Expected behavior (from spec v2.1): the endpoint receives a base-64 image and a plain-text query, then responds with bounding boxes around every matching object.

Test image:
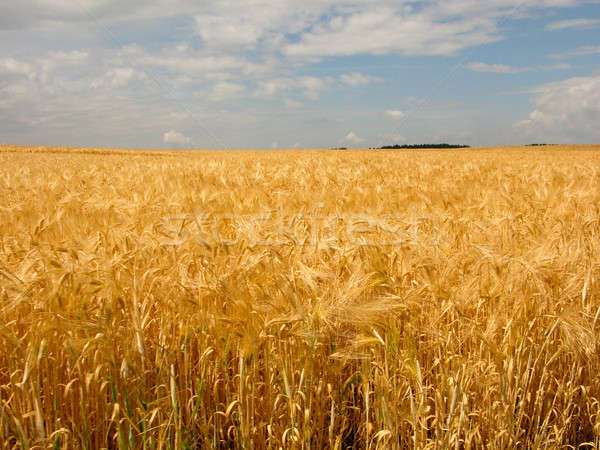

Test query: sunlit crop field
[1,144,600,448]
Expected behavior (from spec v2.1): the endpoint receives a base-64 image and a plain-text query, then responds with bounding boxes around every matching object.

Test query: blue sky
[1,0,599,149]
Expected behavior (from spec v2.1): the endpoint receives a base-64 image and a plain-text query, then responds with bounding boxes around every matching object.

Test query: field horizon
[3,144,600,154]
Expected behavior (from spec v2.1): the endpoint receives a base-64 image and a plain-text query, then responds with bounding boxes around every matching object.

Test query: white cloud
[547,63,571,70]
[0,0,573,60]
[467,61,571,73]
[276,1,588,60]
[3,0,589,53]
[109,68,140,87]
[195,15,263,49]
[191,3,323,52]
[208,81,247,101]
[467,62,531,74]
[91,67,146,88]
[0,1,584,31]
[385,110,405,120]
[108,43,250,80]
[550,45,600,58]
[91,43,276,93]
[44,50,88,65]
[284,98,303,108]
[545,18,600,30]
[140,53,244,76]
[515,75,600,142]
[339,72,382,87]
[284,8,502,58]
[253,76,331,100]
[0,58,36,79]
[163,130,192,147]
[254,78,293,98]
[2,2,592,71]
[341,131,365,145]
[297,76,330,100]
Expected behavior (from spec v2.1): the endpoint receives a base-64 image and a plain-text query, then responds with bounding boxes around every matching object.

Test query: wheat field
[1,144,600,448]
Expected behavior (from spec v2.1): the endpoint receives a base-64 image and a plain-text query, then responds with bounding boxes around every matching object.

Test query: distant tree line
[373,143,471,149]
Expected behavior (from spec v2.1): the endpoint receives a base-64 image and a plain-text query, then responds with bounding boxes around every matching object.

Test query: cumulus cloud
[341,131,365,145]
[91,67,146,88]
[253,78,293,98]
[253,76,331,100]
[108,68,140,87]
[137,51,245,77]
[163,130,192,147]
[385,110,405,120]
[0,58,36,79]
[515,75,600,142]
[297,76,330,100]
[195,15,263,49]
[208,81,247,101]
[545,18,600,30]
[339,72,382,87]
[43,50,88,64]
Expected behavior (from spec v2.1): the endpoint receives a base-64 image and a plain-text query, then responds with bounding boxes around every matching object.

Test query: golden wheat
[1,144,599,448]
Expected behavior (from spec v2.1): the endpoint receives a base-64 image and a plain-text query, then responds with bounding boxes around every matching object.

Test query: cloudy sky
[1,0,599,149]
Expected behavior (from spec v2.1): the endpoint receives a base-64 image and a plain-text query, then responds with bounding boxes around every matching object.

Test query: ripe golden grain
[0,144,600,448]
